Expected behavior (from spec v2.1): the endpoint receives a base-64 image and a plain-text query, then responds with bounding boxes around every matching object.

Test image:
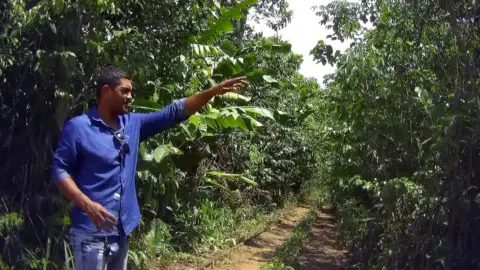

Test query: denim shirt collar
[87,106,102,122]
[87,106,124,130]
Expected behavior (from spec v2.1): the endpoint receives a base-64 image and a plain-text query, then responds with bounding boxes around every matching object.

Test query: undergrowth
[261,208,316,270]
[129,200,294,269]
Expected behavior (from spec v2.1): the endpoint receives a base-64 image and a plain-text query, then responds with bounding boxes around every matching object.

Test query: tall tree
[312,0,480,268]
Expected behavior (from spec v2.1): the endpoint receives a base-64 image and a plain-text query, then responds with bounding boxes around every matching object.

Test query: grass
[232,201,297,243]
[146,201,297,269]
[261,207,317,270]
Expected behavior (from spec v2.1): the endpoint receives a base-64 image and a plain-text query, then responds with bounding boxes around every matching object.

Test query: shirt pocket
[82,135,120,166]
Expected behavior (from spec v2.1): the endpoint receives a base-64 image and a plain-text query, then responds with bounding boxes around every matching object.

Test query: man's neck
[96,104,118,130]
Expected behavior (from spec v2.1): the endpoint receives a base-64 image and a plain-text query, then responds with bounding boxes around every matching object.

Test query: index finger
[226,76,247,84]
[103,210,118,224]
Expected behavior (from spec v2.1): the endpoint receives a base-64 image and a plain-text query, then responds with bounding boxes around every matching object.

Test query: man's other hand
[85,201,117,232]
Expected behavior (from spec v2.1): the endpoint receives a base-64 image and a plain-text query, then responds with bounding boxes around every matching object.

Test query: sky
[248,0,350,86]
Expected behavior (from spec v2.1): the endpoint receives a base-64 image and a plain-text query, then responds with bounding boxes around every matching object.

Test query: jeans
[69,228,129,270]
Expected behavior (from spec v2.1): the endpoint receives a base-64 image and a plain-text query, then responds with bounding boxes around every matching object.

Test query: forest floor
[158,205,348,270]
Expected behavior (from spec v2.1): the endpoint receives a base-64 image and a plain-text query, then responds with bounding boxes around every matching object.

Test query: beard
[120,98,132,114]
[119,103,129,114]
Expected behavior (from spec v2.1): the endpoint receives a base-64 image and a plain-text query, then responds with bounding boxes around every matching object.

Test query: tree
[312,0,480,268]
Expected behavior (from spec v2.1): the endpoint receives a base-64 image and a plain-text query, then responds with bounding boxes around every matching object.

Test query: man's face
[104,78,133,115]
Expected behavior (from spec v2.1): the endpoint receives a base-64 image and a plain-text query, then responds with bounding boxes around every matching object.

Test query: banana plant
[128,0,291,220]
[202,170,258,210]
[136,140,185,216]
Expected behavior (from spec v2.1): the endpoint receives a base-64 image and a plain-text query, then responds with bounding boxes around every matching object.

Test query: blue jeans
[69,228,129,270]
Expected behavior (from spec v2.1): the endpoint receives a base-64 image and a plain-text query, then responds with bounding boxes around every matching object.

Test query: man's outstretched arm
[184,76,249,115]
[138,76,249,140]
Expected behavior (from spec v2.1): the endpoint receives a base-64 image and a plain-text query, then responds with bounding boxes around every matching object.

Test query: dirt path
[205,206,310,270]
[159,205,348,270]
[296,207,348,270]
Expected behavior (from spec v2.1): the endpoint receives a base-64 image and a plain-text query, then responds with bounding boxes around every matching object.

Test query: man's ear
[100,85,110,98]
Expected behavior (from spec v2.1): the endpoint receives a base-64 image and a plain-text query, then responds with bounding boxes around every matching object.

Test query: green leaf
[207,170,240,178]
[356,218,378,222]
[131,97,164,111]
[228,106,275,120]
[188,115,200,127]
[239,176,258,186]
[214,58,243,77]
[179,124,195,141]
[206,171,258,186]
[199,122,208,134]
[198,0,258,44]
[197,105,276,132]
[203,177,231,193]
[138,143,149,161]
[216,92,252,104]
[220,20,235,33]
[221,40,237,55]
[243,115,264,129]
[237,0,259,9]
[62,216,70,226]
[263,41,292,53]
[246,68,264,79]
[243,54,257,70]
[63,51,76,58]
[263,75,278,83]
[153,144,183,163]
[50,23,57,34]
[229,7,244,20]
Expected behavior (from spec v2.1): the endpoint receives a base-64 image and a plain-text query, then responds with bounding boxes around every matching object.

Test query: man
[51,66,248,270]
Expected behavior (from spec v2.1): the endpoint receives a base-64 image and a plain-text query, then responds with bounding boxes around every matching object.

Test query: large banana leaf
[179,106,285,142]
[206,170,258,187]
[190,44,225,58]
[199,106,276,131]
[201,170,258,204]
[140,143,183,163]
[203,177,232,193]
[215,92,252,105]
[225,106,276,120]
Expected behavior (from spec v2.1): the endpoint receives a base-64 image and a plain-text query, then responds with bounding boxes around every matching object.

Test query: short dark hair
[96,66,130,100]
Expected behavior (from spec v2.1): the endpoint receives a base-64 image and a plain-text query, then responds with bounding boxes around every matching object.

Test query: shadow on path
[296,207,348,270]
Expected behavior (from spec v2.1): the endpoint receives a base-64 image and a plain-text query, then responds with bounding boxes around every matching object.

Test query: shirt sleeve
[51,120,79,184]
[137,98,189,141]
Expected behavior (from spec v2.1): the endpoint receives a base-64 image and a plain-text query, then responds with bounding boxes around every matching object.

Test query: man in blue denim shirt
[51,66,248,269]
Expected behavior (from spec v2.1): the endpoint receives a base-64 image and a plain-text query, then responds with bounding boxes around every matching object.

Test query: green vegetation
[2,0,480,269]
[0,0,316,269]
[262,209,316,270]
[310,0,480,268]
[131,202,293,269]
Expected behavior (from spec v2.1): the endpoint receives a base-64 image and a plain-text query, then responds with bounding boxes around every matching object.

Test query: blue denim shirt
[51,99,188,236]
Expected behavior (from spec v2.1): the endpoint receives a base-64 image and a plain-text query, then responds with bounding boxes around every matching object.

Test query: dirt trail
[296,207,348,270]
[206,205,310,270]
[159,205,348,270]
